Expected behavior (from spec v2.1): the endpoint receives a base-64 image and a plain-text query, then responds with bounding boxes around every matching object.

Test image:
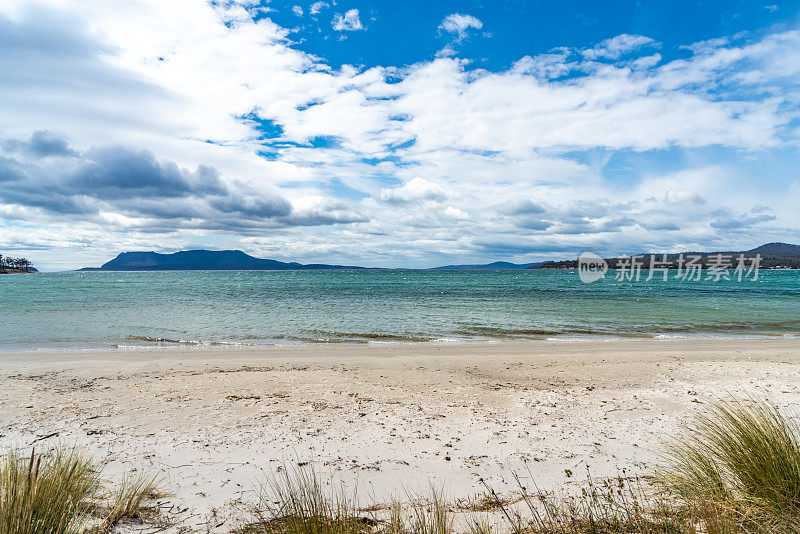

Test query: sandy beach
[2,337,800,531]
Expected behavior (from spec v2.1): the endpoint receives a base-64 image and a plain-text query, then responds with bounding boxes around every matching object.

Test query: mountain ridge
[78,243,800,271]
[79,250,366,271]
[432,261,545,270]
[529,242,800,269]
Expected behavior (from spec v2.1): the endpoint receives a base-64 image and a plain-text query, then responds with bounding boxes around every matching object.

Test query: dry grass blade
[97,471,161,532]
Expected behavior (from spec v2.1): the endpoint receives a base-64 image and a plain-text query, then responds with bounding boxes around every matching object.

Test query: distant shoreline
[0,268,37,274]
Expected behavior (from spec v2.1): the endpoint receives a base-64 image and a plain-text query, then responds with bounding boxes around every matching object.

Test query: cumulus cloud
[332,9,363,31]
[280,196,367,226]
[309,1,328,15]
[499,199,547,216]
[439,13,482,41]
[380,178,447,205]
[2,130,78,158]
[443,206,468,219]
[291,5,303,16]
[582,34,657,60]
[666,190,707,206]
[0,131,300,229]
[710,213,777,229]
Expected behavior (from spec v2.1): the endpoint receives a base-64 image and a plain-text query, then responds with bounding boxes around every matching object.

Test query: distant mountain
[80,250,366,271]
[433,261,545,270]
[747,242,800,258]
[529,242,800,269]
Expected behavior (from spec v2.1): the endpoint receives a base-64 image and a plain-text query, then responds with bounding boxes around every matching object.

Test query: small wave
[291,337,368,344]
[452,327,561,338]
[126,336,254,347]
[293,330,436,343]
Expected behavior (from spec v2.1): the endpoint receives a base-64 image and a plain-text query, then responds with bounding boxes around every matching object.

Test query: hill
[529,242,800,269]
[80,250,365,271]
[432,261,545,270]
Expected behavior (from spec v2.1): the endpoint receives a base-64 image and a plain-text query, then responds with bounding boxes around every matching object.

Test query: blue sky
[268,0,799,71]
[0,0,799,270]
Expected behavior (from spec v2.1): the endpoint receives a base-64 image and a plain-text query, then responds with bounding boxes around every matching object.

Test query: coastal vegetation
[239,398,800,533]
[0,254,35,274]
[0,448,160,533]
[3,398,799,533]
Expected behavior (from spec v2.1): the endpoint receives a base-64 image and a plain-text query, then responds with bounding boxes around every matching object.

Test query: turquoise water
[0,269,798,351]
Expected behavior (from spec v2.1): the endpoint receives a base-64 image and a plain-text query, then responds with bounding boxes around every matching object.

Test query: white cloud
[666,190,707,206]
[439,13,482,41]
[582,34,657,60]
[292,5,303,16]
[443,206,468,219]
[332,9,362,31]
[309,1,328,15]
[380,177,447,205]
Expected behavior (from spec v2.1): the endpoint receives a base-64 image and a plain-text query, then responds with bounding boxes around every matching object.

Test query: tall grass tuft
[658,398,800,532]
[0,447,99,534]
[241,466,456,534]
[482,470,691,534]
[407,490,453,534]
[245,464,370,534]
[97,471,162,532]
[0,447,161,534]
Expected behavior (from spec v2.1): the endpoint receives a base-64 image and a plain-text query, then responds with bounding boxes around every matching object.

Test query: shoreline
[3,331,799,355]
[2,337,800,531]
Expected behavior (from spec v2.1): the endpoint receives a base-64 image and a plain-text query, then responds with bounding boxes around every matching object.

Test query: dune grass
[0,447,98,534]
[97,471,162,532]
[6,398,800,533]
[0,447,160,534]
[238,398,800,534]
[239,464,455,534]
[657,398,800,533]
[242,464,370,534]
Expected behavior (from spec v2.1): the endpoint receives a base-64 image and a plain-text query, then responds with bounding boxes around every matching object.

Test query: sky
[1,0,799,270]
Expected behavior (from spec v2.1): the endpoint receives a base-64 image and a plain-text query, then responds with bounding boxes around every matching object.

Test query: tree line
[0,253,34,272]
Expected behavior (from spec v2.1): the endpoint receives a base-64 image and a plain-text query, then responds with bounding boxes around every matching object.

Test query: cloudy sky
[1,0,799,270]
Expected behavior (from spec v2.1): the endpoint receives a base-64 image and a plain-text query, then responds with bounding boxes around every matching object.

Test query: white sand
[1,337,800,531]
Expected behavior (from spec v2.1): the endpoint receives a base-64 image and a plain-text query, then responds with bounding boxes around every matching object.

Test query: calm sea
[0,269,798,352]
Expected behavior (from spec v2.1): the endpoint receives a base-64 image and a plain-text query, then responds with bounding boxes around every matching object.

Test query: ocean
[1,269,798,351]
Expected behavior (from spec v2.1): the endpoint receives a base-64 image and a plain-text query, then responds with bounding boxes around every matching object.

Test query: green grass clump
[98,471,162,532]
[0,447,160,534]
[0,447,98,534]
[240,465,456,534]
[407,491,453,534]
[658,398,800,532]
[243,464,371,534]
[481,471,692,534]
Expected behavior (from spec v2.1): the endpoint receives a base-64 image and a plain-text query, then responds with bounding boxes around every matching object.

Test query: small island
[79,249,365,271]
[0,253,37,274]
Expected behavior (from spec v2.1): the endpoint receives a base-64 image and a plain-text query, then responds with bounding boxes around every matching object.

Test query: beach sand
[1,337,800,531]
